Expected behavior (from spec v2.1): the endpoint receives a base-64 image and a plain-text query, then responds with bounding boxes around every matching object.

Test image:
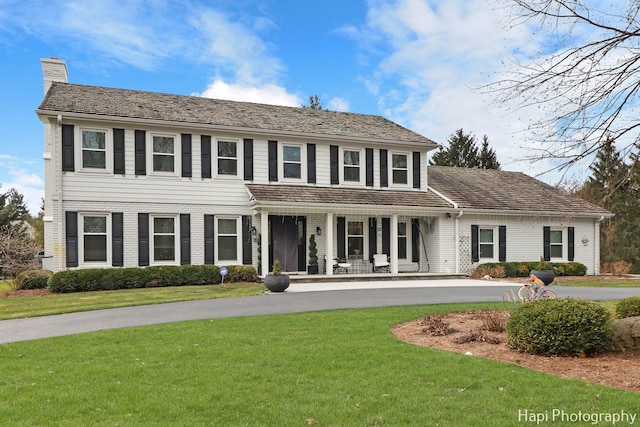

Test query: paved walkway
[1,278,639,344]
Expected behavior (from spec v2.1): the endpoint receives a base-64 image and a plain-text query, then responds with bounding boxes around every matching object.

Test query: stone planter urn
[264,259,290,292]
[530,269,555,285]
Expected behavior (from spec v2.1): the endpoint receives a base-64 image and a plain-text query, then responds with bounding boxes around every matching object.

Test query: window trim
[390,151,410,187]
[478,226,496,261]
[340,148,364,185]
[77,128,111,173]
[215,138,242,178]
[215,216,242,264]
[149,133,178,176]
[549,228,564,260]
[79,212,111,266]
[398,221,408,260]
[280,143,306,181]
[151,214,179,265]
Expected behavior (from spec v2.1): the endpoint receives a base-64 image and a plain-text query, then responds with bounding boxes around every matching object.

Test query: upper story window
[217,140,238,176]
[81,130,107,169]
[479,227,495,259]
[343,149,362,183]
[550,229,563,258]
[152,135,176,173]
[152,216,177,263]
[81,214,109,264]
[392,153,408,185]
[283,145,302,179]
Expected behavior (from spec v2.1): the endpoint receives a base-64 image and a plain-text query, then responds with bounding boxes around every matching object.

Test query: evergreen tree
[0,186,29,227]
[429,129,500,169]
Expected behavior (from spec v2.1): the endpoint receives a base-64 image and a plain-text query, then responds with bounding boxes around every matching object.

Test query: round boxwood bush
[14,269,53,290]
[507,298,613,356]
[615,296,640,319]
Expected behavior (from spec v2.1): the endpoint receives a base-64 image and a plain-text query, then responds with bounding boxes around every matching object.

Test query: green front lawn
[0,303,636,426]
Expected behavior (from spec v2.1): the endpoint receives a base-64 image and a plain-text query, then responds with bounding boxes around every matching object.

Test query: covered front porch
[246,184,455,277]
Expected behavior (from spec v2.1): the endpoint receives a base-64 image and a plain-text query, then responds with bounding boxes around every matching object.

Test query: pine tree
[429,129,500,169]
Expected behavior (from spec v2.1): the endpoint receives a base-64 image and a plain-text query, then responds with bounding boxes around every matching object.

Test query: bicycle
[517,282,557,302]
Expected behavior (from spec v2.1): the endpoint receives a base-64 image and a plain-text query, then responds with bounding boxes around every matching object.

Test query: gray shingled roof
[37,82,437,145]
[246,184,453,209]
[428,166,611,215]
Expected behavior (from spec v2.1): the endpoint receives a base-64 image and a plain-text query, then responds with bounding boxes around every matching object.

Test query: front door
[269,216,306,272]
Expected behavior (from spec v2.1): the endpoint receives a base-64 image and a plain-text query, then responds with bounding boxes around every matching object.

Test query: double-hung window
[398,222,407,259]
[152,135,176,173]
[283,145,302,179]
[81,130,107,170]
[217,217,239,262]
[479,228,495,259]
[392,153,408,185]
[82,215,108,263]
[217,140,238,176]
[347,220,364,258]
[152,216,176,262]
[550,229,563,258]
[343,149,361,183]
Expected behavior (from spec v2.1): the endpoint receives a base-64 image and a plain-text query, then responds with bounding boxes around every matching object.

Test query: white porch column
[391,214,399,273]
[325,212,334,275]
[260,211,269,275]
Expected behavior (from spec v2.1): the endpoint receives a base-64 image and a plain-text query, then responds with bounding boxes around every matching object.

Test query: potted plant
[308,234,318,274]
[530,257,555,285]
[264,258,290,292]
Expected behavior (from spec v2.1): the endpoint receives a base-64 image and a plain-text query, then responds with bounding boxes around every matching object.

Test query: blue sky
[0,0,595,213]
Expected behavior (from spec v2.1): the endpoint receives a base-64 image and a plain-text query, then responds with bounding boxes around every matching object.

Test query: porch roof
[246,184,453,210]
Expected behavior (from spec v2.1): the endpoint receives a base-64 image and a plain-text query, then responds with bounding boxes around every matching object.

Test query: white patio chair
[373,254,390,273]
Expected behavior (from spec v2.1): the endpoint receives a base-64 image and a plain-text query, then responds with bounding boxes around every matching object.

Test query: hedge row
[475,261,587,278]
[48,265,257,293]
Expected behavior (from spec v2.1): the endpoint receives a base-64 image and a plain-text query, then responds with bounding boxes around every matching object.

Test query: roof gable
[38,83,437,145]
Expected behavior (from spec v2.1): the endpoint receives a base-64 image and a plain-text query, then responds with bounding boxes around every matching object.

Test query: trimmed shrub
[48,265,255,293]
[507,298,612,356]
[14,269,53,290]
[615,297,640,319]
[475,261,586,278]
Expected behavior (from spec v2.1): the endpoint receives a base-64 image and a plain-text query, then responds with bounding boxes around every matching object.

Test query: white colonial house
[36,58,611,276]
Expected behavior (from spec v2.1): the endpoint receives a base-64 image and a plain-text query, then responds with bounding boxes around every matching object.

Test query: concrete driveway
[1,278,639,344]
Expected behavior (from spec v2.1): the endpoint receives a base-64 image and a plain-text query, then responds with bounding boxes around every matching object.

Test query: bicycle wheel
[539,289,557,299]
[517,286,534,302]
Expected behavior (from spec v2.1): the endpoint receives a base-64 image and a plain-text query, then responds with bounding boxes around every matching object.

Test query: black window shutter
[113,128,125,174]
[568,226,575,261]
[307,143,316,183]
[201,135,212,178]
[244,139,254,180]
[543,226,551,261]
[382,218,390,256]
[65,211,78,267]
[366,148,374,186]
[337,216,346,259]
[112,212,124,267]
[181,134,192,178]
[268,140,278,181]
[471,225,479,262]
[499,225,507,262]
[180,214,191,265]
[204,214,215,264]
[368,217,377,262]
[62,124,75,172]
[242,215,252,265]
[380,149,388,187]
[138,213,149,266]
[412,218,420,263]
[134,130,146,176]
[330,145,339,184]
[413,152,421,189]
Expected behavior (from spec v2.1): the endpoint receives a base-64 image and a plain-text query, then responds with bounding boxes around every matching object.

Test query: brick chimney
[41,57,68,95]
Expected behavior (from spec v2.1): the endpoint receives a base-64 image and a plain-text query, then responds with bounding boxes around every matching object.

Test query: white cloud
[196,79,300,107]
[328,97,350,112]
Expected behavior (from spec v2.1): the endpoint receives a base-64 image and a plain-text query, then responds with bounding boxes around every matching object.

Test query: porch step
[287,273,467,283]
